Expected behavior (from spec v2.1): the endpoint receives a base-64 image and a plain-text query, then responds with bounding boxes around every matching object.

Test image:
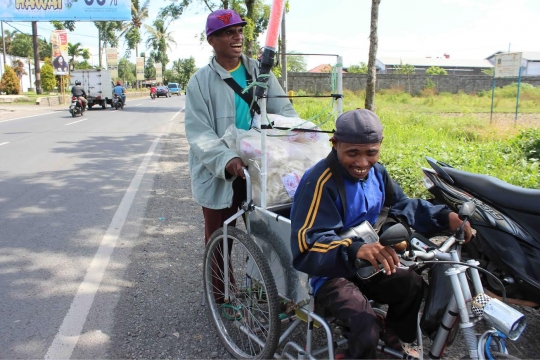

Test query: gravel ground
[108,117,540,359]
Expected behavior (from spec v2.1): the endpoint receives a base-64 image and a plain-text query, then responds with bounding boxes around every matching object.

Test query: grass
[289,88,540,198]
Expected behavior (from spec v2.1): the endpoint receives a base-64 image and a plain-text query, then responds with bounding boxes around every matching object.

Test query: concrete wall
[285,73,540,94]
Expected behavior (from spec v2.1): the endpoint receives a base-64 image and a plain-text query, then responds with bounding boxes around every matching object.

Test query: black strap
[223,72,261,115]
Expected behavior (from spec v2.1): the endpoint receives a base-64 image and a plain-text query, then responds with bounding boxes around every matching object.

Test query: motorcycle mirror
[379,223,410,247]
[459,201,476,220]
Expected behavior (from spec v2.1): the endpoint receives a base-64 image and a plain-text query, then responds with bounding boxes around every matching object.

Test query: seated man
[290,109,472,359]
[150,85,157,98]
[113,81,126,105]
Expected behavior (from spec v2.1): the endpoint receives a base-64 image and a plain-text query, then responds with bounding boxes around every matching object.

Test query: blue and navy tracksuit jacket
[290,151,452,295]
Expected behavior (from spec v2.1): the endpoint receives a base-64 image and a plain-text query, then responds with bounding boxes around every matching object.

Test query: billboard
[106,48,118,79]
[50,30,68,76]
[0,0,131,21]
[155,63,163,84]
[136,57,145,81]
[494,52,522,78]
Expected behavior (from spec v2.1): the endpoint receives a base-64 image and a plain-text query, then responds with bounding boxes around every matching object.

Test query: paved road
[0,96,183,359]
[1,99,539,359]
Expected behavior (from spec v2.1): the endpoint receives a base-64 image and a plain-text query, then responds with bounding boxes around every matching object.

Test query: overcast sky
[5,0,539,71]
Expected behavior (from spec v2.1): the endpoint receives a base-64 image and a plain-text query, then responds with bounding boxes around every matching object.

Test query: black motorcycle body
[69,96,84,117]
[112,93,124,110]
[150,92,156,100]
[422,157,540,304]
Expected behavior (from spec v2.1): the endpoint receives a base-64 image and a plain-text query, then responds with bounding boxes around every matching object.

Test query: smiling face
[331,138,382,180]
[207,25,244,70]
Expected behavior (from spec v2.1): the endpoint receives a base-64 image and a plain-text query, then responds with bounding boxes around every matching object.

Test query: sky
[4,0,540,71]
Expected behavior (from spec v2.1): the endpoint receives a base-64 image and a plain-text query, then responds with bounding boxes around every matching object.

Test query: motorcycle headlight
[423,173,435,190]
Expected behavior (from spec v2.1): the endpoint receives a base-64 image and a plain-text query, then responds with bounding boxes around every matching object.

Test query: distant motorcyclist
[113,80,126,106]
[71,80,88,112]
[150,85,157,99]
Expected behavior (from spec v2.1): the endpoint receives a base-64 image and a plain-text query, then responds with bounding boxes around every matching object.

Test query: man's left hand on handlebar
[448,212,473,243]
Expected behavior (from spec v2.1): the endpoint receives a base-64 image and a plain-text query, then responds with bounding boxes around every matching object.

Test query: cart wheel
[204,227,280,359]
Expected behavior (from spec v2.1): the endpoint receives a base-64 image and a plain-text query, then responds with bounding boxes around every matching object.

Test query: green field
[291,86,540,198]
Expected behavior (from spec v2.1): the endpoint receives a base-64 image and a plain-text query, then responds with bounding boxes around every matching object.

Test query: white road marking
[0,111,57,123]
[44,111,179,360]
[65,119,87,126]
[135,104,142,107]
[0,142,9,146]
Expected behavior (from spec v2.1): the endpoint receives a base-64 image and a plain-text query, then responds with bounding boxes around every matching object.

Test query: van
[167,83,181,96]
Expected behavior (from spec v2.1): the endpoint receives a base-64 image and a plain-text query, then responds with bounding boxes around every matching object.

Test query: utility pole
[280,7,287,92]
[1,21,6,64]
[32,21,42,94]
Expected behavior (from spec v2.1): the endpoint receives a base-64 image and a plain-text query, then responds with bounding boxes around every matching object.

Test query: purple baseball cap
[334,109,383,144]
[206,9,247,37]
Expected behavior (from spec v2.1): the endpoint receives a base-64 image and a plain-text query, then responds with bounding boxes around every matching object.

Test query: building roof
[377,57,493,68]
[308,64,348,73]
[485,51,540,61]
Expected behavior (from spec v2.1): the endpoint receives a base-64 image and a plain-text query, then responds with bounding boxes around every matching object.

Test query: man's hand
[448,212,473,243]
[225,157,246,179]
[356,242,400,275]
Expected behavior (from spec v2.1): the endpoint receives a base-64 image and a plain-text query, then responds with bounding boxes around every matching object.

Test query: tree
[145,19,176,68]
[272,51,307,77]
[171,57,196,87]
[482,68,494,76]
[40,62,56,92]
[0,29,16,55]
[10,33,33,58]
[348,62,368,74]
[38,38,52,61]
[11,59,27,91]
[51,21,76,32]
[365,0,380,111]
[425,66,447,75]
[68,42,84,71]
[0,64,21,94]
[94,21,123,68]
[119,0,150,58]
[118,58,136,84]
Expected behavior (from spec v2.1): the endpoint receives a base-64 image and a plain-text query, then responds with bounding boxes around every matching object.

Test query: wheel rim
[204,230,278,358]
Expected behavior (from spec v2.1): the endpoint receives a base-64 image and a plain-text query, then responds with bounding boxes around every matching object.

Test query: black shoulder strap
[325,151,347,216]
[223,74,261,115]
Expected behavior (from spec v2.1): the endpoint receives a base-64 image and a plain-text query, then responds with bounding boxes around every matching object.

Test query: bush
[40,63,56,92]
[426,66,447,75]
[0,64,21,94]
[515,128,540,161]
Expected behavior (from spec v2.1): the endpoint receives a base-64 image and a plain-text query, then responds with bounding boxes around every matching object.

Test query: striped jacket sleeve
[290,164,363,279]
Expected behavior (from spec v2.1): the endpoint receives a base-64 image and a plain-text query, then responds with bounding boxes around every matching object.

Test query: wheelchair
[202,170,410,359]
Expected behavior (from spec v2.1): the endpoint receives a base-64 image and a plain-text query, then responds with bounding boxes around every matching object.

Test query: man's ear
[329,137,338,149]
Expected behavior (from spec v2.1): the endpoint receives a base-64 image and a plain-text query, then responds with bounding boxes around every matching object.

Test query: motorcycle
[422,157,540,306]
[354,203,527,359]
[69,96,85,117]
[112,93,124,110]
[150,92,156,100]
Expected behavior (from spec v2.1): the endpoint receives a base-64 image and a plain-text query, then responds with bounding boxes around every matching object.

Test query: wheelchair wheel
[204,227,280,359]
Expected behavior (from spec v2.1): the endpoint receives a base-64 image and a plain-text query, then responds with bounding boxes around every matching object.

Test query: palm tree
[144,19,176,68]
[68,42,84,71]
[119,0,150,58]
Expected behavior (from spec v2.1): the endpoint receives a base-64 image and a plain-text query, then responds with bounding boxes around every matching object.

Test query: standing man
[184,9,297,284]
[290,109,472,359]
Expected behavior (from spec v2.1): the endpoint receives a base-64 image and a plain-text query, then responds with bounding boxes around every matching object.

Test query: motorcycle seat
[443,167,540,214]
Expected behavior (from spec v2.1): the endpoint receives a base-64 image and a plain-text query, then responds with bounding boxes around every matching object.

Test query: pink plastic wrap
[265,0,285,49]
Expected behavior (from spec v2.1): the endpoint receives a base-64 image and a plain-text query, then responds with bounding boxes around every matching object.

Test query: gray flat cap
[334,109,383,144]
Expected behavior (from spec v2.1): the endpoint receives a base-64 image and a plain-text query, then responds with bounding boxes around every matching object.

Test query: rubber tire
[71,110,75,118]
[102,102,106,109]
[88,105,93,109]
[204,227,280,359]
[489,352,519,359]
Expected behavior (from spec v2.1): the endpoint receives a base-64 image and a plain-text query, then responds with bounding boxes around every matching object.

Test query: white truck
[70,69,113,109]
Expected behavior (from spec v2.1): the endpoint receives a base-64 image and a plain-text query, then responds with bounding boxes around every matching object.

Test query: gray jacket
[184,54,298,209]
